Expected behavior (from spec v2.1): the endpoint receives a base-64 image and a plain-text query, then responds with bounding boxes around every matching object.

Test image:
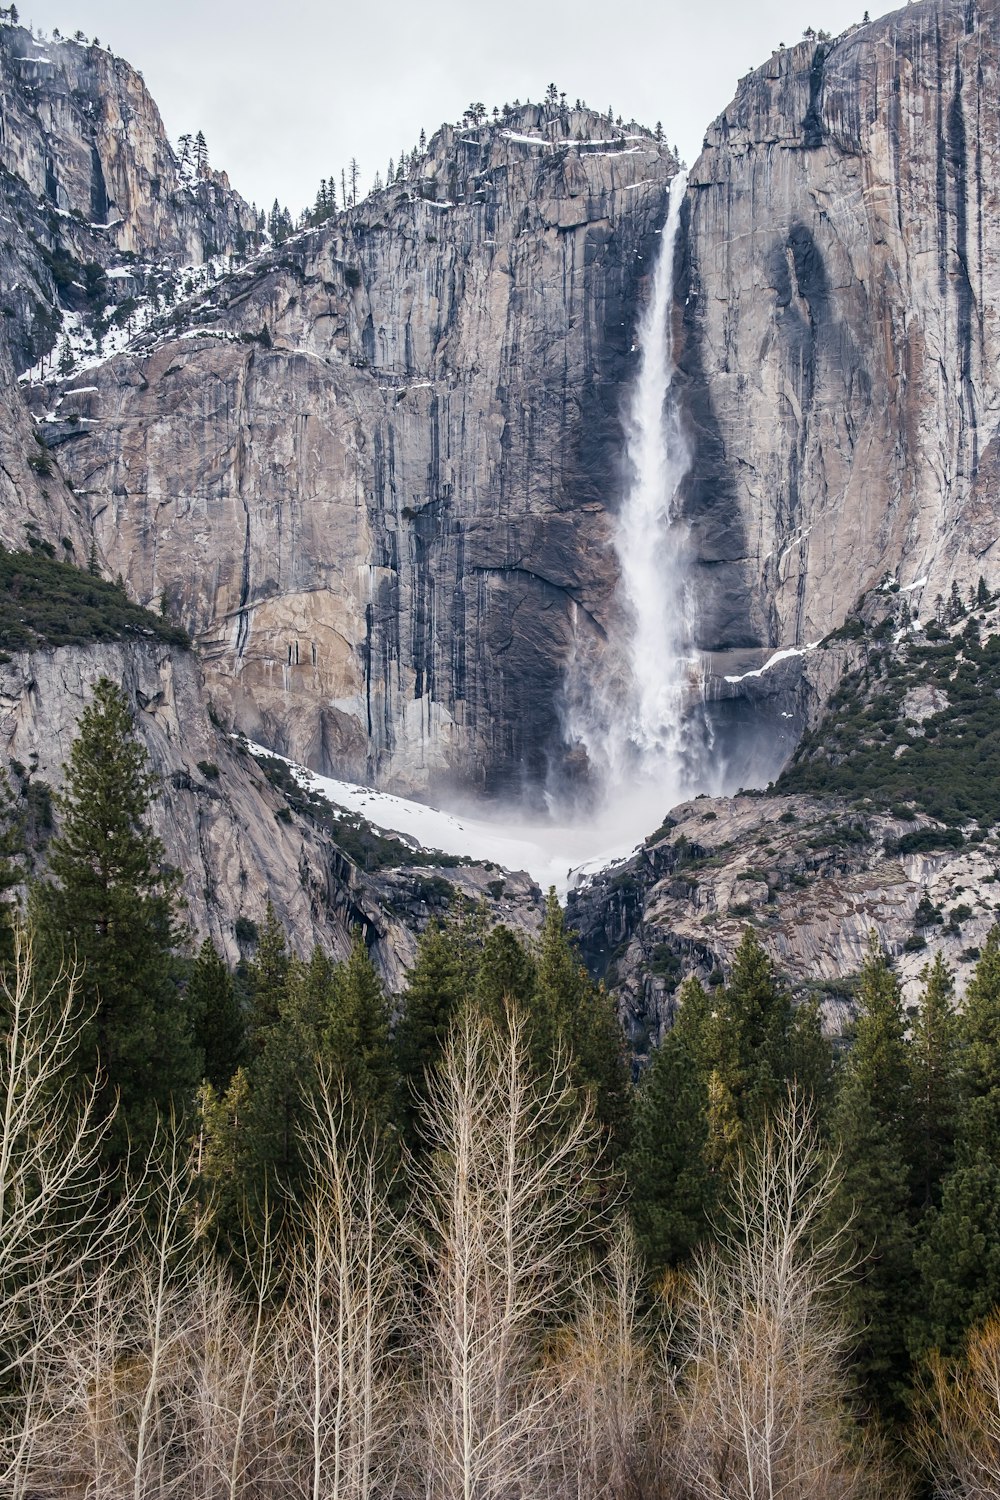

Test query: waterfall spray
[564,169,708,811]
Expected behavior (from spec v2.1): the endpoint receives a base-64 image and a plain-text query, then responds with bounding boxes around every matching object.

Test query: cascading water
[562,169,711,823]
[284,173,717,896]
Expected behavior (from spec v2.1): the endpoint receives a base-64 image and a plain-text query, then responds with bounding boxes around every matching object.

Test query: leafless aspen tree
[0,926,131,1494]
[912,1312,1000,1500]
[22,1125,200,1499]
[275,1071,407,1500]
[669,1095,864,1500]
[412,1002,602,1500]
[555,1218,666,1500]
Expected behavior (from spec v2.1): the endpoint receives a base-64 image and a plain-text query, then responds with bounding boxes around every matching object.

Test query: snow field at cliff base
[254,743,684,896]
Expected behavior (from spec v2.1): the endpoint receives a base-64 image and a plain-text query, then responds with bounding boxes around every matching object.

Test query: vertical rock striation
[682,0,1000,680]
[0,22,254,264]
[35,110,681,799]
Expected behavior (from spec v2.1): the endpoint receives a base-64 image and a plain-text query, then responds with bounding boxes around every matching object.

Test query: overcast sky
[23,0,894,214]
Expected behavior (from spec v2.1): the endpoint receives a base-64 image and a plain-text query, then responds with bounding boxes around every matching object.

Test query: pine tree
[626,977,715,1270]
[531,890,631,1153]
[828,935,915,1408]
[324,932,397,1131]
[188,935,245,1091]
[194,129,209,177]
[473,923,535,1021]
[957,924,1000,1101]
[238,944,336,1213]
[705,927,794,1172]
[913,929,1000,1355]
[907,951,960,1209]
[246,900,289,1044]
[32,678,199,1163]
[395,917,478,1150]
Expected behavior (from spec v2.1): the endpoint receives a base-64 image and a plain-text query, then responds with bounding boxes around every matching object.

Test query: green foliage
[779,624,1000,827]
[828,936,916,1409]
[0,547,190,651]
[532,890,631,1154]
[395,916,479,1151]
[913,1145,1000,1359]
[907,952,959,1210]
[626,977,715,1271]
[324,933,396,1132]
[31,679,199,1164]
[704,928,795,1171]
[245,901,290,1041]
[187,936,245,1091]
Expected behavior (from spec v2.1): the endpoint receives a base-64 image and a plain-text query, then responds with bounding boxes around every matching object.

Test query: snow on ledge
[724,641,821,684]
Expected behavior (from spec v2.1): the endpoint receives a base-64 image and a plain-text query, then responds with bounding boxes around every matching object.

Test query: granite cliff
[682,0,1000,697]
[25,107,683,800]
[3,0,1000,1002]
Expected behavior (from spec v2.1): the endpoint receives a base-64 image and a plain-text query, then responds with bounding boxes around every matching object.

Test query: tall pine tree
[828,935,915,1409]
[33,678,199,1163]
[626,977,715,1270]
[187,935,245,1091]
[914,929,1000,1356]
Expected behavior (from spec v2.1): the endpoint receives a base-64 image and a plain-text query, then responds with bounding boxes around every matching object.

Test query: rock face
[568,790,1000,1056]
[37,0,1000,803]
[0,23,254,264]
[681,0,1000,690]
[0,641,543,988]
[31,110,681,799]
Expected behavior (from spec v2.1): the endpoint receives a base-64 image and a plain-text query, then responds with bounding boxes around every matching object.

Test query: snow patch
[246,744,662,897]
[724,642,821,684]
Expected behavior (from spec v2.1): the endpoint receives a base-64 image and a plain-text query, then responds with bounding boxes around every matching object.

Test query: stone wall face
[40,114,682,798]
[681,0,1000,676]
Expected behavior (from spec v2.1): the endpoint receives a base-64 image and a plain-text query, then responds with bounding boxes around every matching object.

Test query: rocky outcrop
[28,110,680,799]
[681,0,1000,695]
[0,642,543,989]
[568,790,999,1056]
[0,22,254,265]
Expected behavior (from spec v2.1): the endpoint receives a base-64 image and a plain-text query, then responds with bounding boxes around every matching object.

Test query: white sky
[23,0,894,215]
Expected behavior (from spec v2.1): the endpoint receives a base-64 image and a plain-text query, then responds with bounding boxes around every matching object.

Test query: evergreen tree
[913,929,1000,1355]
[531,890,631,1153]
[238,944,336,1213]
[705,928,794,1171]
[324,932,397,1131]
[395,916,477,1150]
[32,678,199,1163]
[473,922,535,1021]
[626,977,715,1270]
[188,935,245,1091]
[246,900,289,1043]
[912,1146,1000,1358]
[194,129,209,177]
[828,935,915,1408]
[957,924,1000,1101]
[907,951,960,1209]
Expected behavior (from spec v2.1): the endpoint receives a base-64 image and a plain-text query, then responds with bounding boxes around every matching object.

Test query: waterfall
[562,169,709,817]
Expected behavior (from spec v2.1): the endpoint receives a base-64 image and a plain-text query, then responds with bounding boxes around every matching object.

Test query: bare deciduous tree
[669,1095,864,1500]
[555,1218,666,1500]
[275,1071,406,1500]
[0,927,132,1494]
[912,1312,1000,1500]
[412,1002,602,1500]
